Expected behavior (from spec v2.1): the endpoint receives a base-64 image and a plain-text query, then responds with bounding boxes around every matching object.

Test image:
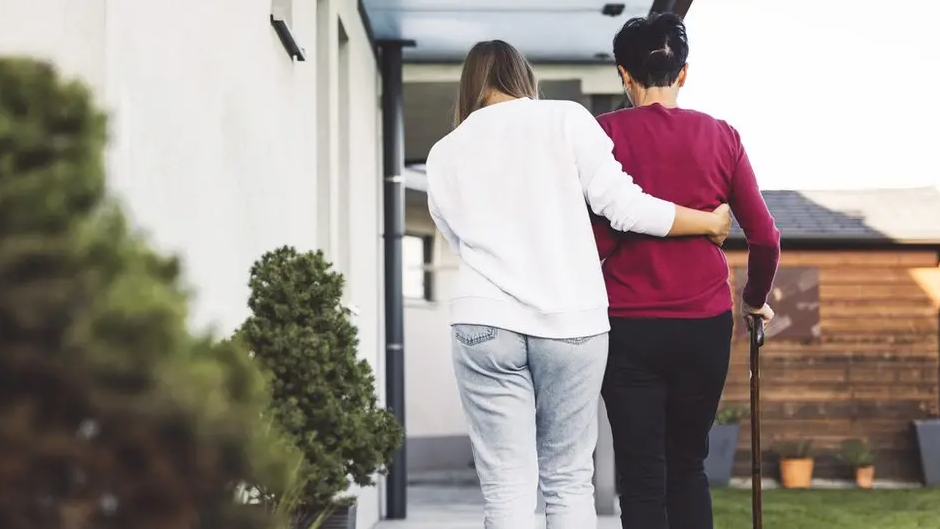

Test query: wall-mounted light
[601,3,626,16]
[270,14,306,61]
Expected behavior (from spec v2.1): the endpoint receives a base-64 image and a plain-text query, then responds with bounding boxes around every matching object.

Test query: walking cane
[748,315,766,529]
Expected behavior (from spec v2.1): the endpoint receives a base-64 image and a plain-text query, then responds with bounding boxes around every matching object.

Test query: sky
[680,0,940,190]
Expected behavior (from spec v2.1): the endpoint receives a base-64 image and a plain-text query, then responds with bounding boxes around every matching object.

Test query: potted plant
[914,412,940,486]
[773,439,815,489]
[704,407,748,486]
[241,246,405,528]
[837,438,876,489]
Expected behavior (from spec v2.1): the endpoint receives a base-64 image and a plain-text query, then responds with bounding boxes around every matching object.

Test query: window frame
[402,232,435,302]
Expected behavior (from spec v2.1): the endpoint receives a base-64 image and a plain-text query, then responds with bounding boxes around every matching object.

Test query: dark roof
[729,187,940,247]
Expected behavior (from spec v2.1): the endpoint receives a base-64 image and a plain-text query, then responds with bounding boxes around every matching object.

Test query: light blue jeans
[451,324,609,529]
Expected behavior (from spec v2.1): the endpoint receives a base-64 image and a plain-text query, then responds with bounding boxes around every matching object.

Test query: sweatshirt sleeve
[564,103,676,236]
[425,152,461,255]
[726,127,781,308]
[428,191,460,255]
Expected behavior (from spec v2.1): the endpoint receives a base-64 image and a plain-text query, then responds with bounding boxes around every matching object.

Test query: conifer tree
[0,57,293,529]
[240,246,403,522]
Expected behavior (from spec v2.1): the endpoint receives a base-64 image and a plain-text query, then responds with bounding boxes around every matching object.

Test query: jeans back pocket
[559,334,600,345]
[453,324,498,347]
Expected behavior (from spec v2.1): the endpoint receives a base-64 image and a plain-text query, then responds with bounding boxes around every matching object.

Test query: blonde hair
[454,40,538,126]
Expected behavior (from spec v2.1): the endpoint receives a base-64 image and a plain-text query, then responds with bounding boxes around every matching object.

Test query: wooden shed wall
[723,249,940,481]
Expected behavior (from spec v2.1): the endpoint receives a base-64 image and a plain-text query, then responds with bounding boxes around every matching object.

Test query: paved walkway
[374,480,924,528]
[375,486,623,529]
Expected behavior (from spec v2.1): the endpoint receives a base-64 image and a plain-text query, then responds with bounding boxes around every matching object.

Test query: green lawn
[711,488,940,529]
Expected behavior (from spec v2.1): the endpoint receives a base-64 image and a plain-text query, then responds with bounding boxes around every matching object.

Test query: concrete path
[377,514,624,529]
[377,515,624,529]
[375,485,622,529]
[374,477,924,528]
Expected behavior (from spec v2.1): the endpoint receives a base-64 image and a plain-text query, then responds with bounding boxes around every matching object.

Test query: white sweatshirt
[426,97,676,339]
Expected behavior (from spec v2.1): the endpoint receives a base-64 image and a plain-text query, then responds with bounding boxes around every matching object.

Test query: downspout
[378,39,414,521]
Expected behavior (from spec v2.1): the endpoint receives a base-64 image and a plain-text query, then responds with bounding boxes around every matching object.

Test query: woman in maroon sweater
[592,14,781,529]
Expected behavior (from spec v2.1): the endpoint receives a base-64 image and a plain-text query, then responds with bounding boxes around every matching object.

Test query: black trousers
[601,311,734,529]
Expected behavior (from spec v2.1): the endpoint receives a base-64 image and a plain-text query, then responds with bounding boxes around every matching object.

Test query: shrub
[837,439,876,469]
[714,407,749,425]
[772,439,815,460]
[0,57,292,529]
[240,246,403,521]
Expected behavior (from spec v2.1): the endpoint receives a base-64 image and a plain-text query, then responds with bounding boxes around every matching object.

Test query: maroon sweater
[593,103,780,318]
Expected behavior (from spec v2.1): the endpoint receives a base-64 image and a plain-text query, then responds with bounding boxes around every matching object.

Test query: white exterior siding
[0,0,108,93]
[0,0,385,525]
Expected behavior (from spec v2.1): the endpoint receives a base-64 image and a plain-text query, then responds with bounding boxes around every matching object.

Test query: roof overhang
[363,0,694,64]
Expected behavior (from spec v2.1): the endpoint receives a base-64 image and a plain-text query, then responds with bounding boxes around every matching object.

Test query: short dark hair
[612,13,689,88]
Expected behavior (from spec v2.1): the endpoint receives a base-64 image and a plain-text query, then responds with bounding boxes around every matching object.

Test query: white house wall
[0,0,108,94]
[0,0,386,526]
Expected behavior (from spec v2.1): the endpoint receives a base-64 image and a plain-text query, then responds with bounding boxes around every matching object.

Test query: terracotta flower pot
[780,458,814,488]
[856,466,875,489]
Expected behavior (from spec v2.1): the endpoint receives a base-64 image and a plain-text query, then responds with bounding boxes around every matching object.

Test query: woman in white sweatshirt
[425,40,730,529]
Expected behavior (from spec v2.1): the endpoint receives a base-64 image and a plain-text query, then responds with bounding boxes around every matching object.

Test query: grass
[712,488,940,529]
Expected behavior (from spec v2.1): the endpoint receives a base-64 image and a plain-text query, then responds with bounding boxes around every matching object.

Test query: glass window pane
[402,235,426,299]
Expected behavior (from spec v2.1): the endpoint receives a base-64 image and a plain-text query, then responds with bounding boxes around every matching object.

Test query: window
[403,234,433,301]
